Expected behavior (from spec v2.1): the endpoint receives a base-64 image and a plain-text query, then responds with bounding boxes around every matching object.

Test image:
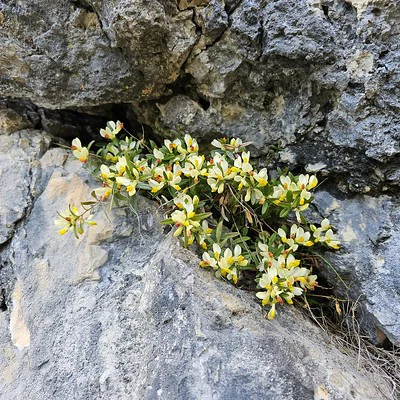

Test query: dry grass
[302,295,400,400]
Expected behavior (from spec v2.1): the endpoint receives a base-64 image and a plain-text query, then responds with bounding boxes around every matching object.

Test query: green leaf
[159,218,174,225]
[114,192,127,201]
[233,236,250,244]
[136,182,152,190]
[73,224,79,239]
[298,211,307,224]
[149,140,158,149]
[81,201,96,206]
[191,212,212,221]
[279,208,290,218]
[222,232,239,240]
[216,220,223,242]
[87,140,95,151]
[292,196,300,208]
[261,202,269,215]
[128,194,138,210]
[226,150,235,160]
[123,153,137,181]
[269,233,279,245]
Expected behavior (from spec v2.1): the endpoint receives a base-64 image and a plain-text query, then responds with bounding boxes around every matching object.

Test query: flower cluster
[200,244,248,284]
[54,206,96,238]
[60,121,342,319]
[255,241,317,319]
[161,194,211,247]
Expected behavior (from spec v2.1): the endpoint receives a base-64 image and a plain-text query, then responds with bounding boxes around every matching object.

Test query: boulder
[314,191,400,346]
[0,0,197,108]
[0,133,393,399]
[1,0,399,377]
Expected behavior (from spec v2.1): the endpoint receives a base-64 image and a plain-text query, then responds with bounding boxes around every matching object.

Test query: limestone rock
[1,0,400,382]
[0,129,51,244]
[1,0,399,193]
[0,136,393,399]
[0,0,197,108]
[314,191,400,346]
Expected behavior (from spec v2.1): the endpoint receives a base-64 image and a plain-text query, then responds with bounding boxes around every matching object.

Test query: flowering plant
[56,122,341,319]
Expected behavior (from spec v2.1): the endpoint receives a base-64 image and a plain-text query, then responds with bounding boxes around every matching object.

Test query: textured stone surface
[0,137,393,399]
[1,0,399,192]
[0,0,197,108]
[0,129,51,244]
[137,0,400,174]
[313,191,400,346]
[1,0,400,368]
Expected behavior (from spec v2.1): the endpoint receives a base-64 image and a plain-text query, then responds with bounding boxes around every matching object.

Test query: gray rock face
[0,130,51,244]
[1,0,399,191]
[0,0,196,108]
[314,191,400,346]
[136,0,400,193]
[1,0,400,382]
[0,134,393,399]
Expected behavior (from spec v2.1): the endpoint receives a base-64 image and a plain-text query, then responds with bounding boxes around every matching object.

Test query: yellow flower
[71,138,89,163]
[100,120,123,140]
[116,176,138,196]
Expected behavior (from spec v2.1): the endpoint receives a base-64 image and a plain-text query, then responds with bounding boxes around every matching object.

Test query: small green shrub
[56,121,340,319]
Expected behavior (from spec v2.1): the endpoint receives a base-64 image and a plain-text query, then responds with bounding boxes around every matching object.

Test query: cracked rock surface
[0,130,51,244]
[314,191,400,346]
[0,129,393,399]
[1,0,400,395]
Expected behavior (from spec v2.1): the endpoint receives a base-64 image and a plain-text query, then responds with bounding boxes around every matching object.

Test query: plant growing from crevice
[56,121,341,319]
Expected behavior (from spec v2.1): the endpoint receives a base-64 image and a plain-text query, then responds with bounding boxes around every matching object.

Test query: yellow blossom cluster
[58,121,342,319]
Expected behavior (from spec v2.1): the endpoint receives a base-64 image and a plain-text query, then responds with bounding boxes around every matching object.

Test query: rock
[2,0,400,192]
[135,0,400,193]
[0,129,51,244]
[0,133,393,399]
[1,0,400,369]
[0,0,197,108]
[0,109,32,134]
[314,191,400,346]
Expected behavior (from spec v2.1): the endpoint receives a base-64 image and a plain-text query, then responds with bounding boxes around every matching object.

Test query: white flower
[233,152,253,173]
[280,176,297,191]
[267,303,277,320]
[277,227,299,252]
[153,148,164,161]
[93,186,112,201]
[322,229,340,249]
[149,164,182,193]
[227,268,238,284]
[71,138,83,151]
[116,176,137,196]
[207,154,237,193]
[199,252,218,269]
[233,245,248,266]
[115,156,128,176]
[293,226,313,246]
[71,138,89,163]
[254,168,268,187]
[184,134,199,153]
[298,174,318,190]
[100,165,115,180]
[256,267,282,308]
[212,243,222,261]
[321,218,331,231]
[181,155,206,179]
[164,138,181,152]
[100,120,123,140]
